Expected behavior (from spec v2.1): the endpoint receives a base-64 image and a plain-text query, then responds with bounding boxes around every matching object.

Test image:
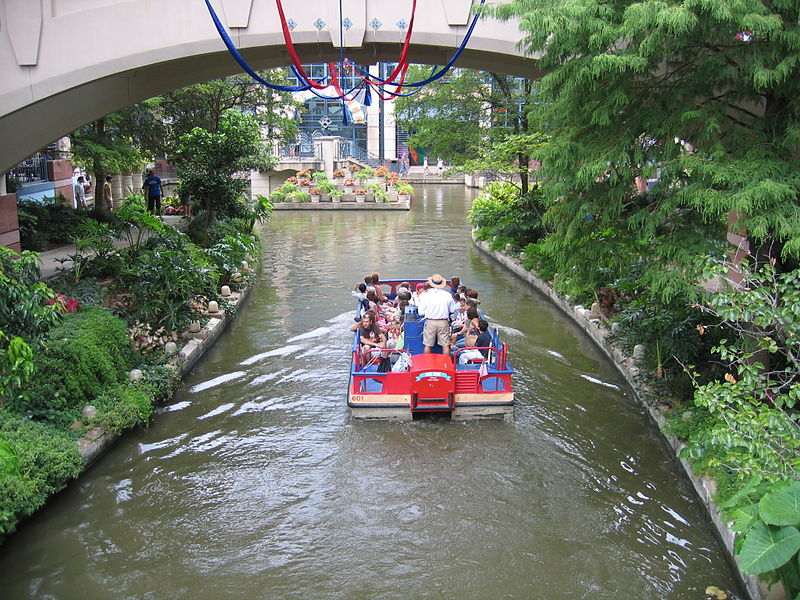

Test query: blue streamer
[205,0,313,92]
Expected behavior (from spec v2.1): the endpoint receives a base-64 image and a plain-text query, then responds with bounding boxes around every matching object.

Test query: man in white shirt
[417,273,457,356]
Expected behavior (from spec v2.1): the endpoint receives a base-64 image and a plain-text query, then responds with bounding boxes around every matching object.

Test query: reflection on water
[0,186,745,599]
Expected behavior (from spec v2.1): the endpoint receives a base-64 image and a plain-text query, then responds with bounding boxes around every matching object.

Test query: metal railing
[336,140,382,167]
[9,156,48,183]
[274,141,322,160]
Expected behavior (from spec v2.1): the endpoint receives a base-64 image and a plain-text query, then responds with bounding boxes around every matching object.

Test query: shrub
[0,410,82,538]
[0,248,63,342]
[91,383,154,434]
[17,308,136,423]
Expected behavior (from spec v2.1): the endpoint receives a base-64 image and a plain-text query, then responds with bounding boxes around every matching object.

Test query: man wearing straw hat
[417,274,457,356]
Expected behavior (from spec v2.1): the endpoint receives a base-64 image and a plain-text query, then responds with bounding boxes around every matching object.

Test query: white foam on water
[546,349,565,359]
[239,344,305,366]
[189,371,247,393]
[138,433,188,455]
[197,402,236,420]
[493,323,525,337]
[579,373,620,390]
[249,368,291,386]
[160,400,191,413]
[286,326,331,343]
[327,311,356,325]
[232,397,286,415]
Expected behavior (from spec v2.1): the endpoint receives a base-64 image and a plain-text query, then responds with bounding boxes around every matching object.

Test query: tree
[395,68,490,164]
[489,0,800,300]
[154,71,299,159]
[173,109,272,242]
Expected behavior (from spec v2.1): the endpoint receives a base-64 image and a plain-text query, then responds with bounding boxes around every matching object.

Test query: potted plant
[343,178,356,194]
[286,176,298,185]
[358,167,376,184]
[349,163,361,174]
[386,172,400,192]
[396,183,414,201]
[309,187,322,202]
[329,189,344,203]
[297,168,312,178]
[312,171,329,185]
[299,177,312,192]
[333,168,346,183]
[355,188,367,203]
[375,165,390,179]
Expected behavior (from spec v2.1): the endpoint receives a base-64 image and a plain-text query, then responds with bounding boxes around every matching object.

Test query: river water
[0,186,745,599]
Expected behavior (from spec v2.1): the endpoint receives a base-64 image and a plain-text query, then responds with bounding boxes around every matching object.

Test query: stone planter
[344,186,354,194]
[356,194,366,203]
[364,194,375,203]
[387,185,396,193]
[310,195,320,203]
[332,195,341,203]
[300,186,310,194]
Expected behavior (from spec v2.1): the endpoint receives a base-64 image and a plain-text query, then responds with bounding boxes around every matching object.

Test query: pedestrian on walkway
[74,176,87,209]
[142,169,163,215]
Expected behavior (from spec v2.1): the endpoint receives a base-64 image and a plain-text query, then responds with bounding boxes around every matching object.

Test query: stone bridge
[0,0,539,175]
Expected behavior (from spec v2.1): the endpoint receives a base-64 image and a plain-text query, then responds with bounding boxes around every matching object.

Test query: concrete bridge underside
[0,0,540,174]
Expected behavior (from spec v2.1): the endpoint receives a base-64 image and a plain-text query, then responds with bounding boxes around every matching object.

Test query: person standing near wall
[142,169,163,215]
[103,176,113,211]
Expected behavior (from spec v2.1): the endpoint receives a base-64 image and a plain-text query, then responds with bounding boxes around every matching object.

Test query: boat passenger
[465,289,480,304]
[357,311,386,365]
[453,306,479,348]
[409,283,425,306]
[417,273,457,356]
[449,276,461,294]
[352,282,367,301]
[474,319,493,358]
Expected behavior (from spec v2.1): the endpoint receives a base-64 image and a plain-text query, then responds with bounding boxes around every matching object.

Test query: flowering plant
[355,188,368,195]
[386,173,400,185]
[375,166,389,177]
[310,187,323,195]
[333,169,346,178]
[286,176,298,184]
[349,164,361,173]
[344,178,355,186]
[297,168,311,178]
[299,178,312,187]
[45,293,80,313]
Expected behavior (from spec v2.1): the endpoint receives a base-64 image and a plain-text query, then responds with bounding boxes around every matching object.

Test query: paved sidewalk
[37,215,185,280]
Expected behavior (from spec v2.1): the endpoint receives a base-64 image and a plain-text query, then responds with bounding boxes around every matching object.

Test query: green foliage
[16,308,136,424]
[91,383,154,434]
[718,479,800,596]
[490,0,800,273]
[0,248,63,342]
[396,68,498,163]
[16,196,84,251]
[114,241,216,333]
[174,110,273,226]
[0,410,82,538]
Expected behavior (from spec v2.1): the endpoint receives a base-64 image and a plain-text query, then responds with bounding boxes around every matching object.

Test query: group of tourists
[350,273,493,365]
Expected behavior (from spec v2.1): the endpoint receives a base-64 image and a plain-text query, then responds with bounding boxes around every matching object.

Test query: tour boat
[348,279,515,420]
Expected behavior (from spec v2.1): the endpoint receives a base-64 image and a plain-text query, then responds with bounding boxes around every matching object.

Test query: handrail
[353,347,410,373]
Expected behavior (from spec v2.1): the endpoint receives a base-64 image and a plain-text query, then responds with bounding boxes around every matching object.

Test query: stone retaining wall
[473,237,782,600]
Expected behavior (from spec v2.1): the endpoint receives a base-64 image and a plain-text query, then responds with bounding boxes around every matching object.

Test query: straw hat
[427,273,447,289]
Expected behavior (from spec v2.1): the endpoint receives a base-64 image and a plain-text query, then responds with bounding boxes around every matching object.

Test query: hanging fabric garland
[205,0,487,100]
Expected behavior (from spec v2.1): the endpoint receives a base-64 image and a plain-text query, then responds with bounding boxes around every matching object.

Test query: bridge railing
[274,141,322,160]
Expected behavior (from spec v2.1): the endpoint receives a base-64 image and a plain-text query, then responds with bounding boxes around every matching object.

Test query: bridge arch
[0,0,541,173]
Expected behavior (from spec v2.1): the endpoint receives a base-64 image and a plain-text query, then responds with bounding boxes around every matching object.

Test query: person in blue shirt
[142,169,163,215]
